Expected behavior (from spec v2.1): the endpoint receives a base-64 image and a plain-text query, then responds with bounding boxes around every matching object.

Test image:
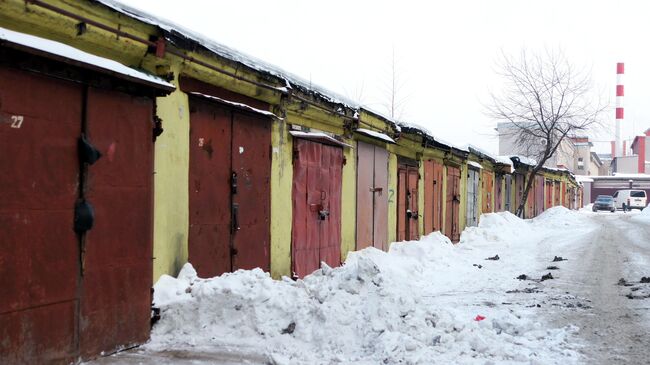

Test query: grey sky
[117,0,650,154]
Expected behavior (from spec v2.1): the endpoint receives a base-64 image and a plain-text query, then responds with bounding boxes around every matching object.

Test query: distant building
[496,122,599,174]
[611,128,650,174]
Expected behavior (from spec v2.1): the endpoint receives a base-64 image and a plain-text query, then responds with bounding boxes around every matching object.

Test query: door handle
[370,187,383,194]
[232,203,240,232]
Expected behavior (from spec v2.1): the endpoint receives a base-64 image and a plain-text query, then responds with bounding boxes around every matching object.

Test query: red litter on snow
[474,315,486,321]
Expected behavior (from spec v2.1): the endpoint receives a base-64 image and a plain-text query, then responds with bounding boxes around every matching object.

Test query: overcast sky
[117,0,650,154]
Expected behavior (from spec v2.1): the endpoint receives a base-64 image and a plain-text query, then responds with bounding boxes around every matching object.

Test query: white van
[613,190,648,210]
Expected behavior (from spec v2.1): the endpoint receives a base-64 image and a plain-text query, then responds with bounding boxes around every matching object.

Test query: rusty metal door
[397,167,408,241]
[495,174,503,212]
[554,181,561,207]
[231,111,271,271]
[292,139,343,278]
[407,168,419,240]
[189,99,232,277]
[526,177,535,218]
[504,175,512,212]
[0,66,81,364]
[514,174,524,215]
[534,175,545,216]
[397,163,419,241]
[445,166,461,242]
[189,99,271,277]
[424,160,444,234]
[81,87,153,358]
[545,180,553,210]
[0,66,156,363]
[561,182,567,207]
[481,171,493,214]
[466,168,479,227]
[356,142,388,250]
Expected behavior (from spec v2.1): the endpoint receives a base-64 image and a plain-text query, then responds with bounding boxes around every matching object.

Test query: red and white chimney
[615,62,624,157]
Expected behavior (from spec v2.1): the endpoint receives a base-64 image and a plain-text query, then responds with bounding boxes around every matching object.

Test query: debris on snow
[553,256,568,262]
[486,254,500,261]
[547,266,560,270]
[516,274,529,280]
[618,278,634,287]
[541,273,554,281]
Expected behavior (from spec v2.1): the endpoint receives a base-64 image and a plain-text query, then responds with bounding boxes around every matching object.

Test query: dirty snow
[142,207,595,364]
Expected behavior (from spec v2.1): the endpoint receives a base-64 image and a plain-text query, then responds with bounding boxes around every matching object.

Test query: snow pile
[147,214,587,364]
[631,205,650,223]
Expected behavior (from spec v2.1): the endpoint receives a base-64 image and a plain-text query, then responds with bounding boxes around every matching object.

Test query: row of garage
[0,0,581,363]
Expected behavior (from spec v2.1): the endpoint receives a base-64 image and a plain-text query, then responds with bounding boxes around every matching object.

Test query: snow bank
[631,205,650,223]
[148,218,585,364]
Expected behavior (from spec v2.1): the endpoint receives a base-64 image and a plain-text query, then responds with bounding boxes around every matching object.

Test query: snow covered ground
[89,207,650,364]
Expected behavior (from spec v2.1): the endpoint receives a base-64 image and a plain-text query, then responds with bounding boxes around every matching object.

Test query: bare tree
[488,49,606,217]
[383,47,409,121]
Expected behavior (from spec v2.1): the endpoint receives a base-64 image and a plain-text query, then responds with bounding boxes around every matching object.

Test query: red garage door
[397,162,419,241]
[0,62,160,363]
[424,160,444,234]
[80,87,154,358]
[292,139,343,278]
[0,65,81,365]
[188,96,271,277]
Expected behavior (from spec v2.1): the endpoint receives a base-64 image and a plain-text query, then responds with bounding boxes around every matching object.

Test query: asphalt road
[540,212,650,364]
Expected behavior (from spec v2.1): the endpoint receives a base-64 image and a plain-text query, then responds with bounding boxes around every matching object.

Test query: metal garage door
[356,141,388,250]
[0,64,159,363]
[466,168,479,227]
[397,162,419,241]
[188,97,271,277]
[445,165,461,242]
[424,159,444,234]
[292,138,343,278]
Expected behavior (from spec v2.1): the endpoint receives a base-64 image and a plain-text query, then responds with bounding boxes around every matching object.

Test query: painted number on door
[9,115,24,129]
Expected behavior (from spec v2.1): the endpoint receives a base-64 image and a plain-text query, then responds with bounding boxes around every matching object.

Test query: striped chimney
[615,62,624,157]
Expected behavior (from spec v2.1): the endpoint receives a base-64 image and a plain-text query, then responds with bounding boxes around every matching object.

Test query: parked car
[613,190,648,211]
[592,195,616,212]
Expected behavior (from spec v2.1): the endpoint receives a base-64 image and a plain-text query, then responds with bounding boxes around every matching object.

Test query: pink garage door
[356,141,388,250]
[292,139,343,278]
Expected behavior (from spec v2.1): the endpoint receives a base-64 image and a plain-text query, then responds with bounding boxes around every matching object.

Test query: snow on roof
[289,131,352,148]
[612,173,650,178]
[575,175,594,183]
[468,161,483,169]
[495,156,514,166]
[96,0,357,107]
[464,144,498,162]
[355,128,396,144]
[189,92,280,119]
[0,26,174,90]
[93,0,484,157]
